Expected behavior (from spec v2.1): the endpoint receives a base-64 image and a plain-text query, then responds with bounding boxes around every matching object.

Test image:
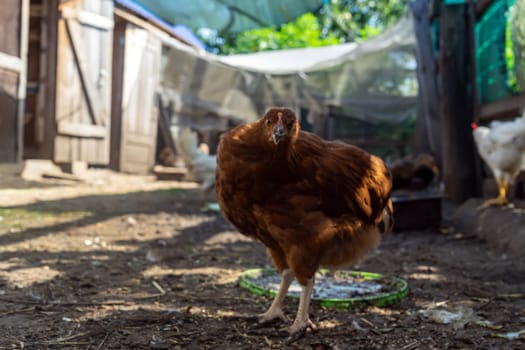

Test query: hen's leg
[287,276,317,335]
[258,268,293,323]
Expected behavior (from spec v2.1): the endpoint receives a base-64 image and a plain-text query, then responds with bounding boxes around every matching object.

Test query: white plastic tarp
[160,15,418,128]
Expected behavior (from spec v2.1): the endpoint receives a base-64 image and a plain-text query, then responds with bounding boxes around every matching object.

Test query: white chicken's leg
[497,178,509,205]
[258,268,293,323]
[480,177,510,209]
[287,276,317,335]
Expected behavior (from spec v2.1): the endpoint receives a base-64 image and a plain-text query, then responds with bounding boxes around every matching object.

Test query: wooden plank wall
[53,0,113,165]
[0,0,23,162]
[120,25,161,173]
[0,69,19,162]
[23,0,61,160]
[110,14,161,174]
[0,1,21,57]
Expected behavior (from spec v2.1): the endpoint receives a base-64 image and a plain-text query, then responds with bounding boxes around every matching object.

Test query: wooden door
[110,19,160,174]
[54,0,113,165]
[0,0,28,162]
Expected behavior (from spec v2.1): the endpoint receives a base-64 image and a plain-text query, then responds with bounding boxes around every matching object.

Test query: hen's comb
[471,122,479,130]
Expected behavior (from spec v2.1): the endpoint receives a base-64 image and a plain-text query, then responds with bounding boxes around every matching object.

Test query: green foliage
[199,0,410,55]
[359,25,382,40]
[509,0,525,92]
[506,14,517,92]
[319,0,409,41]
[220,13,340,54]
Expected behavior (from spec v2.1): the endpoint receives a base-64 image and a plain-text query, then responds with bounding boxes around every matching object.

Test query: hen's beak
[272,129,285,144]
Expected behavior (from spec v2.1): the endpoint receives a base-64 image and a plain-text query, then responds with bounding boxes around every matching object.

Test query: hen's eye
[265,119,271,126]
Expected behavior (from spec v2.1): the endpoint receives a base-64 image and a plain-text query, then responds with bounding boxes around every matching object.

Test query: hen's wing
[290,133,392,222]
[216,128,392,251]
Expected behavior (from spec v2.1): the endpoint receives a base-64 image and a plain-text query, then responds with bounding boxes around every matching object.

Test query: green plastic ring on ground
[239,268,409,309]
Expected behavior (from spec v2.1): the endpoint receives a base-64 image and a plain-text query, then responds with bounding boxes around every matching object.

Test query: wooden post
[16,0,30,162]
[410,0,441,168]
[109,15,125,171]
[438,1,481,203]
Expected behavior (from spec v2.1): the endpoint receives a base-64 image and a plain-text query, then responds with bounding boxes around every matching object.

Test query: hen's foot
[478,197,511,210]
[283,319,317,344]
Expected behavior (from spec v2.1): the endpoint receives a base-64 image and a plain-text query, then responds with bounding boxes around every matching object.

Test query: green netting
[299,107,416,160]
[475,0,517,103]
[332,109,416,160]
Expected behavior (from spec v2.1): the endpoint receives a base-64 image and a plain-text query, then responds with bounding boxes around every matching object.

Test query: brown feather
[216,107,393,286]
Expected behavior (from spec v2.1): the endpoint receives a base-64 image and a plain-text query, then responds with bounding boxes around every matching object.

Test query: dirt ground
[0,168,524,350]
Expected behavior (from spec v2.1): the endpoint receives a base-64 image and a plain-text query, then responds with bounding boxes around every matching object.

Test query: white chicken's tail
[175,128,217,191]
[177,128,203,160]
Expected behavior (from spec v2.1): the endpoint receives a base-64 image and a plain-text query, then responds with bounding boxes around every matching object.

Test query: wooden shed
[0,0,29,163]
[20,0,188,174]
[109,2,209,174]
[24,0,114,166]
[109,7,162,174]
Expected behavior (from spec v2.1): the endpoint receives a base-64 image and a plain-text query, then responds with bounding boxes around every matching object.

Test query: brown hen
[216,107,393,336]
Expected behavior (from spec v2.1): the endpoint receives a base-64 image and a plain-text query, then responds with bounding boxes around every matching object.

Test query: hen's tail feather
[378,199,394,234]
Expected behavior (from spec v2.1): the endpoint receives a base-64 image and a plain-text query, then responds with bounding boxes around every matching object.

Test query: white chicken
[472,110,525,207]
[175,128,216,191]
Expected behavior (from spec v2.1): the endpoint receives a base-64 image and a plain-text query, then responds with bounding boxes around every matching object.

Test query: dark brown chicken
[216,107,393,336]
[390,153,439,191]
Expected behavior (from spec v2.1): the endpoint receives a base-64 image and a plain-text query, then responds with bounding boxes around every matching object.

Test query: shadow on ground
[0,186,523,349]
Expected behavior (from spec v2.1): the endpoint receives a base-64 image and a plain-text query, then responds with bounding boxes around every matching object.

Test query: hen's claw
[283,319,317,344]
[286,318,317,335]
